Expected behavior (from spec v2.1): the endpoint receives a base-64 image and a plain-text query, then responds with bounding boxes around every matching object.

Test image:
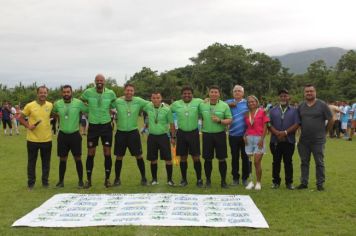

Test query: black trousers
[27,141,52,187]
[228,136,249,181]
[270,142,295,185]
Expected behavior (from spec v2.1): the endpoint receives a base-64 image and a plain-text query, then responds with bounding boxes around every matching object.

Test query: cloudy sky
[0,0,355,88]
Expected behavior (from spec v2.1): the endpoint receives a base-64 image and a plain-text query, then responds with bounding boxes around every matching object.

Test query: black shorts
[2,119,12,129]
[147,134,172,161]
[57,131,82,157]
[176,129,200,157]
[114,129,142,157]
[202,132,227,160]
[87,123,113,148]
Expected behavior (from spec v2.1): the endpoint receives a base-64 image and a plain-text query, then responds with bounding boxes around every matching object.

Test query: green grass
[1,127,356,235]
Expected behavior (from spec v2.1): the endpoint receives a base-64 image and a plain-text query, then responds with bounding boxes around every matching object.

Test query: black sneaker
[221,182,229,189]
[78,180,84,189]
[317,185,325,191]
[196,179,203,188]
[113,178,121,187]
[296,184,308,190]
[286,184,295,190]
[242,179,248,187]
[104,179,111,188]
[141,178,148,186]
[205,179,211,188]
[180,179,188,187]
[84,180,92,189]
[231,179,239,186]
[56,181,64,188]
[271,183,280,189]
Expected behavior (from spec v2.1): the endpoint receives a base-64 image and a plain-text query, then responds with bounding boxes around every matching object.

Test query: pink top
[244,108,270,136]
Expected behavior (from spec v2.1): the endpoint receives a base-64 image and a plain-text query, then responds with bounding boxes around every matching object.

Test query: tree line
[1,43,356,106]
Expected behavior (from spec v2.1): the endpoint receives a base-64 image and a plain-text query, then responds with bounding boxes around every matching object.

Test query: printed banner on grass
[12,193,269,228]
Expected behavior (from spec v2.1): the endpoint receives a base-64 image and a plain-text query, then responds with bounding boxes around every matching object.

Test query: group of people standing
[17,74,334,192]
[1,102,20,135]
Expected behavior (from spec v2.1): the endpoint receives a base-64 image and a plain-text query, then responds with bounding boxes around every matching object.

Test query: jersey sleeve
[52,102,58,113]
[79,100,89,113]
[224,103,232,119]
[22,103,31,117]
[81,89,89,102]
[139,97,150,108]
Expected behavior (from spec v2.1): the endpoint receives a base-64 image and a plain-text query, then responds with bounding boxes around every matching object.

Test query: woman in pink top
[244,95,270,190]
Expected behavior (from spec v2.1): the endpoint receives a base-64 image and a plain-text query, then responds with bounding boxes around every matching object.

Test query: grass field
[0,127,355,235]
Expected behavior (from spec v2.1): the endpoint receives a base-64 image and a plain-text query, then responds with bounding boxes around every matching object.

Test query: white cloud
[0,0,355,88]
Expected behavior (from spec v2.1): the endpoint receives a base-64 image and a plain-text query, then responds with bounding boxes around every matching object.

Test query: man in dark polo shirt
[269,89,300,190]
[297,84,333,191]
[81,74,117,188]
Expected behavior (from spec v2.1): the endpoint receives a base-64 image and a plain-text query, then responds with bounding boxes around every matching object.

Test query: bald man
[81,74,117,188]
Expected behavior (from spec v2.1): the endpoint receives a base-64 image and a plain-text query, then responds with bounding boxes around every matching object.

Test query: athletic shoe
[231,179,239,186]
[205,179,211,188]
[78,180,84,189]
[151,179,159,185]
[286,184,295,190]
[104,179,111,188]
[245,181,254,190]
[56,181,64,188]
[242,179,248,187]
[271,183,280,189]
[296,184,308,190]
[254,182,261,190]
[317,185,325,191]
[84,180,92,189]
[180,179,188,187]
[221,181,229,189]
[141,178,148,186]
[113,178,121,187]
[167,180,175,186]
[196,179,204,188]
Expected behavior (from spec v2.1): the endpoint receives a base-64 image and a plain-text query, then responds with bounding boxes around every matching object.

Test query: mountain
[273,47,349,74]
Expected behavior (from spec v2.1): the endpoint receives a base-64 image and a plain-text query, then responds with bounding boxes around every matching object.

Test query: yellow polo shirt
[22,101,53,142]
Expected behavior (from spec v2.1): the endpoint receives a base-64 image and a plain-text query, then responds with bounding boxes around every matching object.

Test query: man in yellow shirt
[19,86,53,190]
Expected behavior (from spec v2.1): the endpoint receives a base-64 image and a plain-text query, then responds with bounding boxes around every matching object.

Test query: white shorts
[341,122,348,130]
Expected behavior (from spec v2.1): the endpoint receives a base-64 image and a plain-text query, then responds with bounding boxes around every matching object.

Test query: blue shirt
[225,98,248,136]
[269,104,300,144]
[341,105,351,123]
[352,103,356,120]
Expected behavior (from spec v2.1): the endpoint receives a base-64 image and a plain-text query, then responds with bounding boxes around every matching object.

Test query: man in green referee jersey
[199,85,232,188]
[112,83,149,186]
[170,86,203,187]
[53,85,88,188]
[81,74,117,188]
[143,92,176,186]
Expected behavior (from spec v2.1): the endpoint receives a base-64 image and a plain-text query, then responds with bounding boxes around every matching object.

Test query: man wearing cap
[268,89,300,190]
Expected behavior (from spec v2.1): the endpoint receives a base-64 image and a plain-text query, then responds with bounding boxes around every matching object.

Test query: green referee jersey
[143,102,173,135]
[81,87,116,124]
[53,98,88,134]
[199,100,232,133]
[112,96,149,131]
[170,98,203,131]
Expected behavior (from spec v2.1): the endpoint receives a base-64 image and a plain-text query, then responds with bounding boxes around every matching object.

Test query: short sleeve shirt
[199,100,232,133]
[298,99,332,144]
[244,108,270,136]
[22,101,53,142]
[81,87,116,124]
[170,98,203,131]
[225,98,248,136]
[341,105,351,123]
[269,105,300,144]
[352,103,356,120]
[53,98,88,133]
[113,96,149,132]
[143,103,173,135]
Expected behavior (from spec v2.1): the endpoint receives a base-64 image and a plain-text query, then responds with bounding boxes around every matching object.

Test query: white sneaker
[245,181,254,190]
[151,180,159,185]
[255,182,261,190]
